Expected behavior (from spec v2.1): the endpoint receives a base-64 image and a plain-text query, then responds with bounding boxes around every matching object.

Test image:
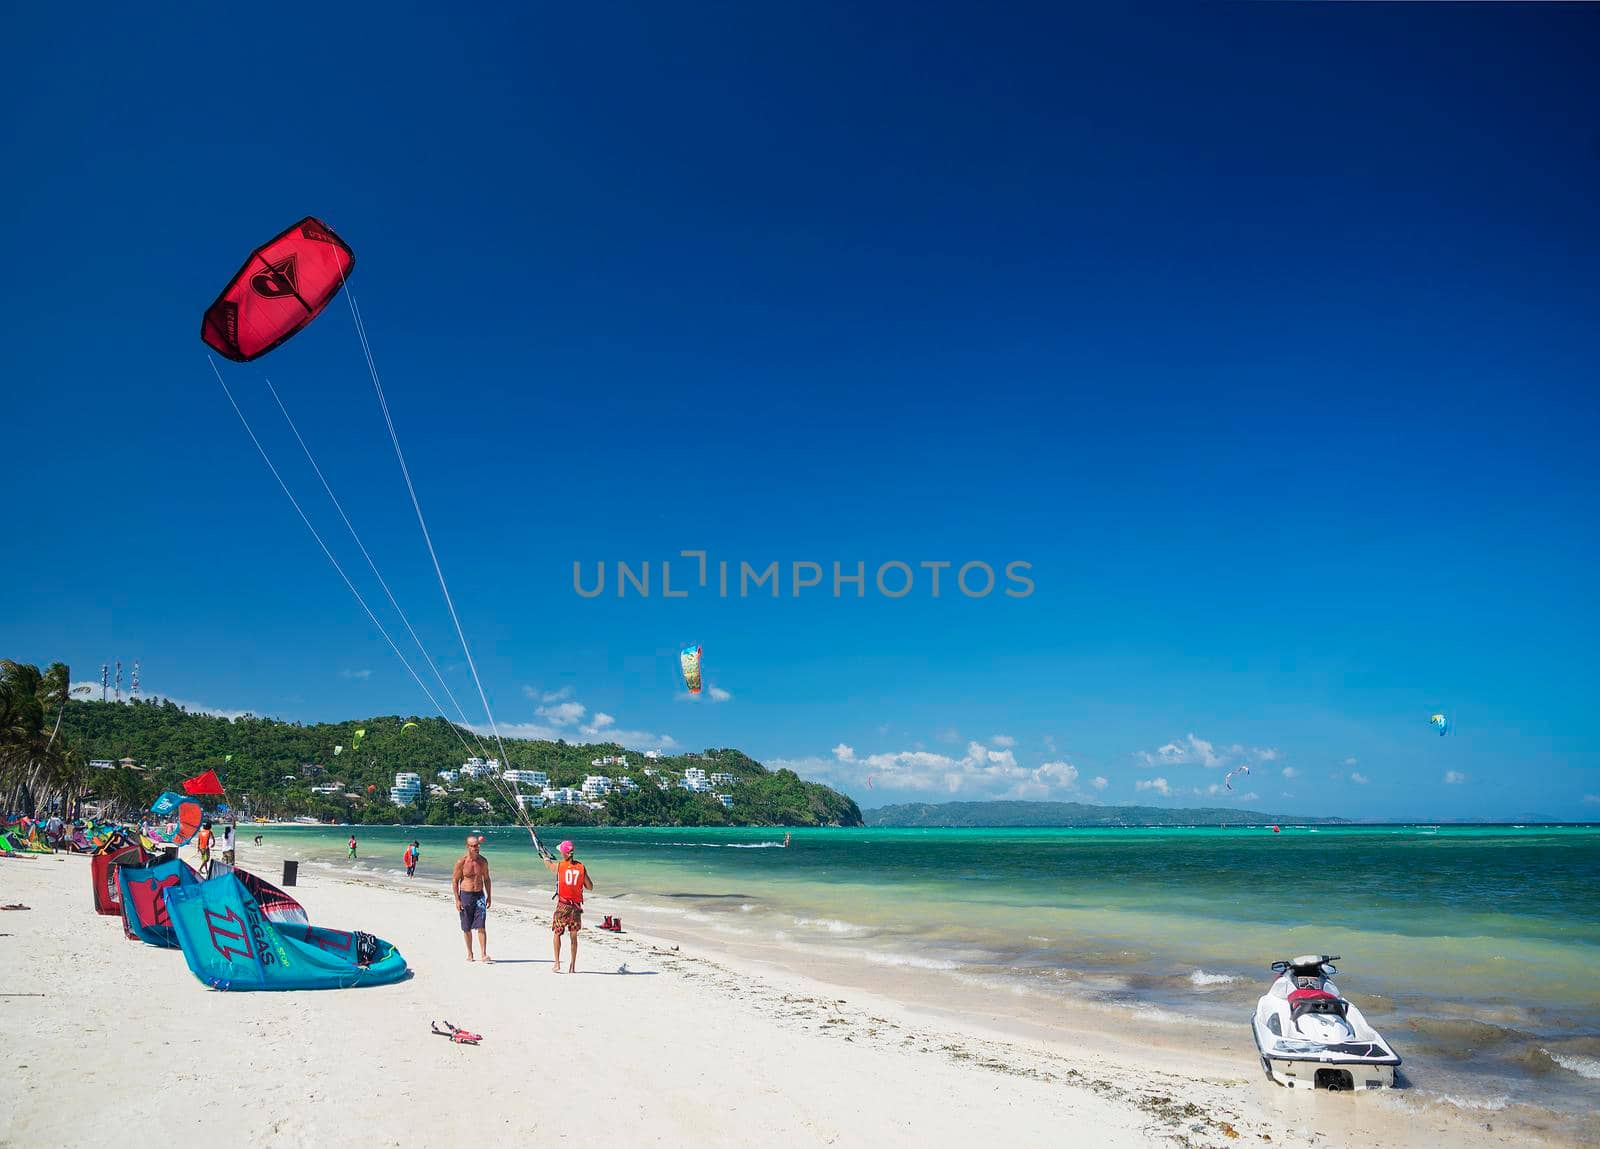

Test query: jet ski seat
[1288,987,1348,1020]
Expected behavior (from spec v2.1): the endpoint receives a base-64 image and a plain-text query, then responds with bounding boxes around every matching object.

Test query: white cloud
[1343,757,1359,766]
[1090,776,1108,791]
[1281,766,1298,779]
[581,713,616,736]
[1136,777,1172,796]
[1350,772,1369,785]
[708,685,733,702]
[340,668,372,680]
[991,734,1016,748]
[72,686,255,720]
[490,721,566,741]
[1043,734,1057,753]
[1137,733,1281,773]
[604,729,678,751]
[937,727,961,745]
[536,700,586,727]
[1443,771,1466,785]
[785,739,1084,800]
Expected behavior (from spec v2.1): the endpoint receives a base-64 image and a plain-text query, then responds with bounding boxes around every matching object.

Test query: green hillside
[49,697,861,828]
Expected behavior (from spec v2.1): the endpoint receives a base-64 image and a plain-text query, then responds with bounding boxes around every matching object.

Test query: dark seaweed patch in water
[660,892,754,899]
[1400,1016,1526,1054]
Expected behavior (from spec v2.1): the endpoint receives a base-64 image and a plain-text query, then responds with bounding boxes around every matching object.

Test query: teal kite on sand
[165,872,408,991]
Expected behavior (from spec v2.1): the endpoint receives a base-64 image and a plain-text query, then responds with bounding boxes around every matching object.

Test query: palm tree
[0,659,74,814]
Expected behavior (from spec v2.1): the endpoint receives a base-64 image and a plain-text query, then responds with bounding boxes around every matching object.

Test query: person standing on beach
[347,833,358,860]
[452,835,492,962]
[542,840,593,973]
[196,821,214,876]
[404,839,421,877]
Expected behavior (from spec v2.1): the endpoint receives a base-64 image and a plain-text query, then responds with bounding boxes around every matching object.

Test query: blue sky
[4,4,1597,819]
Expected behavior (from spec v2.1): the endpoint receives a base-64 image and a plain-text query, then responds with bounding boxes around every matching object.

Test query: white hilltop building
[459,757,500,778]
[581,775,613,799]
[615,776,639,793]
[680,767,712,793]
[542,787,584,807]
[390,772,423,807]
[715,793,734,809]
[437,769,459,783]
[503,769,549,788]
[709,772,737,787]
[517,793,546,811]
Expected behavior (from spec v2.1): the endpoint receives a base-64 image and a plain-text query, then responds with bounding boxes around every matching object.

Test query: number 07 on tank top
[557,860,586,904]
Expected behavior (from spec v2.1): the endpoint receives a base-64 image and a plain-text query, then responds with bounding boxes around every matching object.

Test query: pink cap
[558,840,574,855]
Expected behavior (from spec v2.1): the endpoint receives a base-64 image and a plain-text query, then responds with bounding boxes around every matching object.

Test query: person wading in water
[452,834,493,963]
[542,840,593,973]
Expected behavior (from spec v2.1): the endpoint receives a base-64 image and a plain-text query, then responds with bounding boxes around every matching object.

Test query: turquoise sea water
[256,823,1600,1118]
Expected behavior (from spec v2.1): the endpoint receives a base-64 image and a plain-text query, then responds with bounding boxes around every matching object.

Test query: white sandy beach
[0,851,1579,1149]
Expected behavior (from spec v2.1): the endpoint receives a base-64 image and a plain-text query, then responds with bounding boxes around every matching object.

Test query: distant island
[0,661,860,828]
[864,800,1351,828]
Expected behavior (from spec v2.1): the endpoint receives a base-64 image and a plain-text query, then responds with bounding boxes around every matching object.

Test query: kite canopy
[91,841,147,916]
[200,217,355,362]
[119,857,201,947]
[166,873,408,991]
[680,644,703,694]
[147,799,204,847]
[1430,713,1449,736]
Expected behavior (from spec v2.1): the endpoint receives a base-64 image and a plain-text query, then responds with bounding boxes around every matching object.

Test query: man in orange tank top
[195,822,214,877]
[543,840,594,973]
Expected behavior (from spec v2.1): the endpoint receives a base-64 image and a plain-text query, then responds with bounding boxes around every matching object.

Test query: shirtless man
[452,835,492,963]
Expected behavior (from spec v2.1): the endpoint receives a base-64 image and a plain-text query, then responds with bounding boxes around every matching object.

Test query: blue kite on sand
[164,872,408,991]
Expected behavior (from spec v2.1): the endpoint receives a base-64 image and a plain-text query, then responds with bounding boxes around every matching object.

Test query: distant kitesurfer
[254,833,263,847]
[453,835,492,963]
[404,839,421,877]
[347,833,358,860]
[543,840,593,973]
[783,832,792,848]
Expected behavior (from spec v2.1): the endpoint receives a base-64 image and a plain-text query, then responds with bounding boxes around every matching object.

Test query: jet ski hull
[1251,1018,1399,1090]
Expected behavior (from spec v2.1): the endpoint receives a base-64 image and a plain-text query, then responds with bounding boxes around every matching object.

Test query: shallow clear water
[253,823,1600,1118]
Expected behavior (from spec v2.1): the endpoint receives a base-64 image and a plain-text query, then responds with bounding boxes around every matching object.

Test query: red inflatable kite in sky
[200,217,355,361]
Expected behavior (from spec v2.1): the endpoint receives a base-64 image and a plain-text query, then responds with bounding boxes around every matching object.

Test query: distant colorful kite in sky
[1224,763,1251,791]
[680,645,703,695]
[1430,713,1450,737]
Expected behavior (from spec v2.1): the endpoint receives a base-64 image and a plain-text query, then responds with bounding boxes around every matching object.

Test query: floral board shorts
[552,901,583,932]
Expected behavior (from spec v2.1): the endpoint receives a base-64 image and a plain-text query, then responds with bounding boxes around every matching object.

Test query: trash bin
[282,859,299,887]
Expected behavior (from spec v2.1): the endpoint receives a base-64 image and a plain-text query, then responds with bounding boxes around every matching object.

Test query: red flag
[181,769,226,796]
